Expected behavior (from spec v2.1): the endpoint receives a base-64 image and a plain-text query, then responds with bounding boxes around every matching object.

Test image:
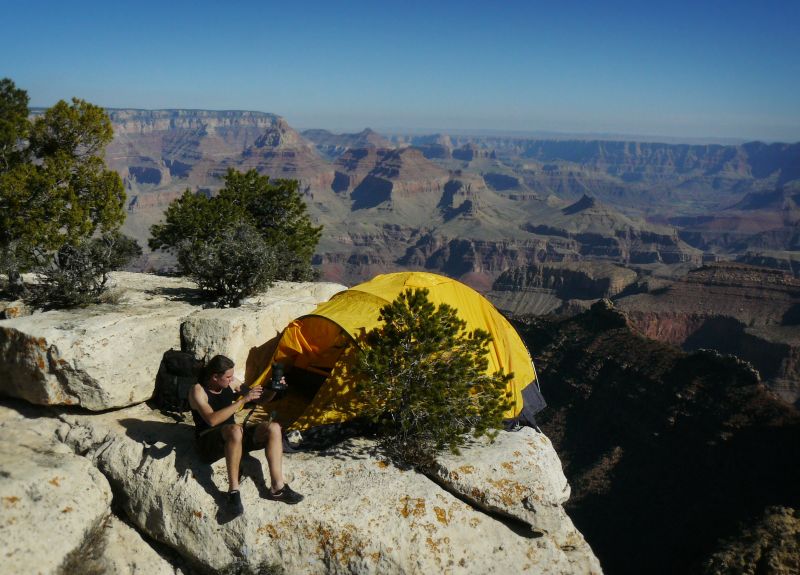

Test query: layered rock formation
[671,186,800,265]
[526,195,702,264]
[107,109,283,195]
[489,262,639,315]
[452,143,492,162]
[103,110,718,288]
[616,262,800,404]
[221,118,335,192]
[98,109,800,301]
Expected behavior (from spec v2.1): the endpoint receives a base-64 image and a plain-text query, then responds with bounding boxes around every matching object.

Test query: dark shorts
[195,424,265,463]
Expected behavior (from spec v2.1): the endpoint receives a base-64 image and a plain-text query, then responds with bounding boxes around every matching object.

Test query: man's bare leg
[257,421,285,491]
[222,424,243,491]
[253,421,304,504]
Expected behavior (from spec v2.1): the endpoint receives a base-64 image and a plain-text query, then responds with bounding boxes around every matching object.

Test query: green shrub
[352,288,513,467]
[177,223,279,308]
[29,233,141,308]
[150,168,321,306]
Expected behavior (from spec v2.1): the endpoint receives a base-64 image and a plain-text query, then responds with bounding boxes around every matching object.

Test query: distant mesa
[453,143,491,162]
[408,133,453,147]
[302,127,393,159]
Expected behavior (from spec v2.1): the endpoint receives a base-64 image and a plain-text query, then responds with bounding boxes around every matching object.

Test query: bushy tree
[149,168,322,306]
[352,288,513,467]
[0,79,130,301]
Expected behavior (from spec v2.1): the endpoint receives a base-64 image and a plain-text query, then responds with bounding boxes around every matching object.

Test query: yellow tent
[251,271,542,431]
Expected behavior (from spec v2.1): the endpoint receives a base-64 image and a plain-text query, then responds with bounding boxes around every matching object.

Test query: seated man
[188,354,303,515]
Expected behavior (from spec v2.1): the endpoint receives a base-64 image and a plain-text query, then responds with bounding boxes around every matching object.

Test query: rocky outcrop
[429,429,575,539]
[0,273,344,411]
[84,515,179,575]
[350,148,450,209]
[701,506,800,575]
[331,147,384,194]
[0,403,113,574]
[0,275,601,574]
[526,195,702,265]
[56,403,600,574]
[736,251,800,277]
[224,118,335,191]
[322,146,450,207]
[0,273,200,410]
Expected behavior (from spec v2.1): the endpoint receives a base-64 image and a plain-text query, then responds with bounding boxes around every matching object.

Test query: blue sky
[2,0,799,142]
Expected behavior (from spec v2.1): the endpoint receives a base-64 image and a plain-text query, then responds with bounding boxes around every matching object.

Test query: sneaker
[227,490,244,516]
[265,484,304,505]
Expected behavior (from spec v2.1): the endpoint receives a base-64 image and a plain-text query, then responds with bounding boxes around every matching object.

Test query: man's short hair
[203,354,234,383]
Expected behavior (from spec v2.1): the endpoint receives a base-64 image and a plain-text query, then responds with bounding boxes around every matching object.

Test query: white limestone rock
[181,280,346,382]
[0,403,113,575]
[0,273,346,410]
[429,428,599,572]
[430,428,570,532]
[59,403,603,574]
[89,515,180,575]
[0,272,200,410]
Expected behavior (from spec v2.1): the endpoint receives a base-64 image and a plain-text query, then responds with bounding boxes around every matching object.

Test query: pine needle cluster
[353,288,513,467]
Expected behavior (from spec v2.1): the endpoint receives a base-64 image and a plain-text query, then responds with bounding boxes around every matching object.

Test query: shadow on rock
[143,285,209,306]
[117,418,289,525]
[117,418,234,524]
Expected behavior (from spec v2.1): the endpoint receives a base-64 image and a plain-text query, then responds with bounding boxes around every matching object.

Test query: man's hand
[242,386,264,403]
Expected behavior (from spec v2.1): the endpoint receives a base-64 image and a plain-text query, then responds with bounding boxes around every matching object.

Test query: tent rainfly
[251,271,544,431]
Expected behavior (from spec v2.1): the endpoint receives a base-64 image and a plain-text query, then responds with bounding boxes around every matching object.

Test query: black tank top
[191,384,236,436]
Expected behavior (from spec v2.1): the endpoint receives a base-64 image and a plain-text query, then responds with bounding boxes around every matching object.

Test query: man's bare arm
[188,383,263,427]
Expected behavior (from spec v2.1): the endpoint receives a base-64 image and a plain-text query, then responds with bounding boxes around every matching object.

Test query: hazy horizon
[3,0,799,143]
